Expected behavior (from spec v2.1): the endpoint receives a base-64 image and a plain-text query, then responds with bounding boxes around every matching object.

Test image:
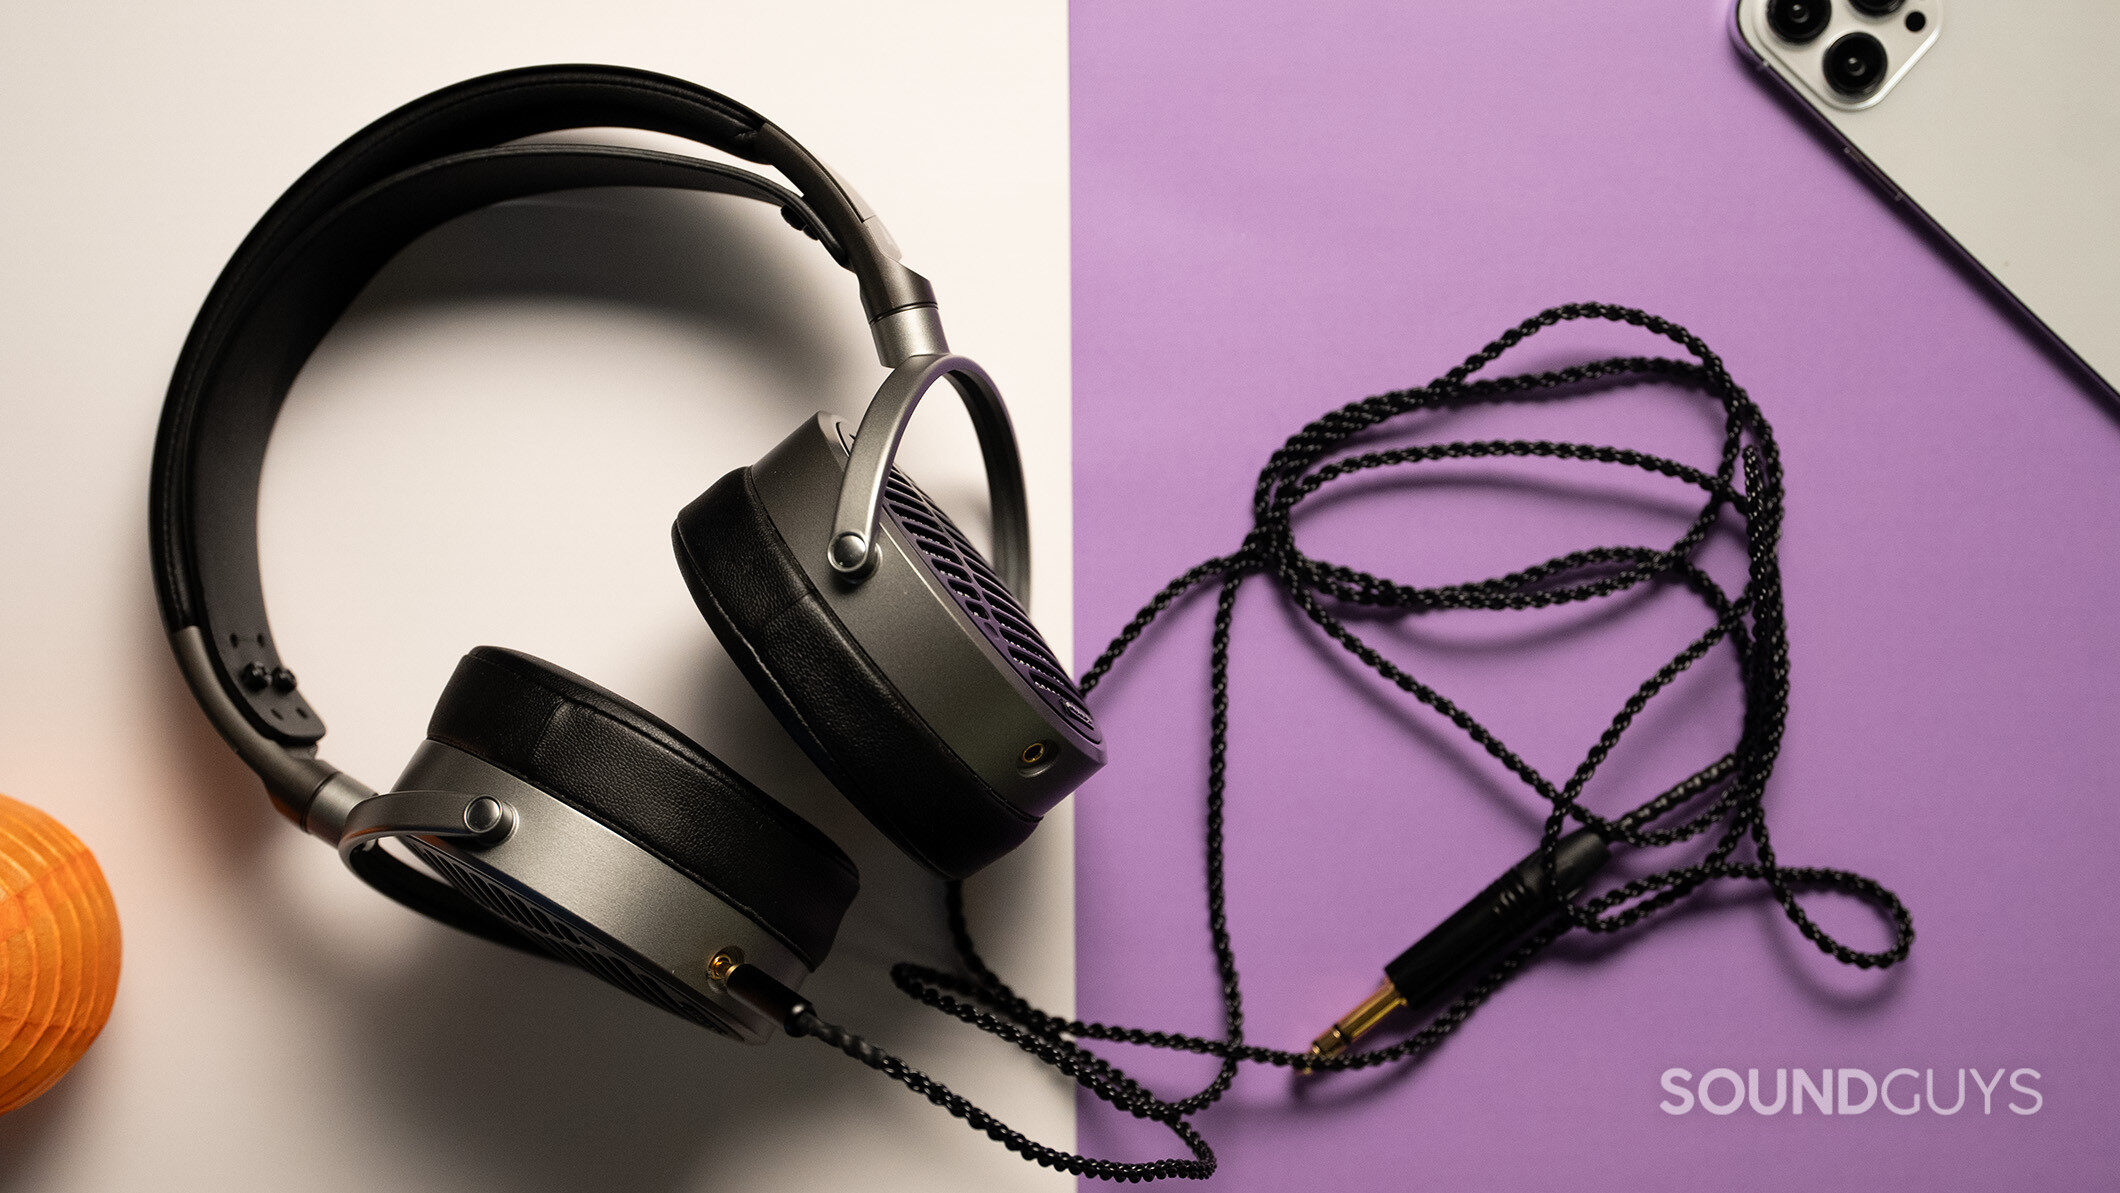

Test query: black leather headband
[150,64,937,818]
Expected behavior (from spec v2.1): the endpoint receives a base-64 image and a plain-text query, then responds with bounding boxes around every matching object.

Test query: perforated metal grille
[406,840,738,1038]
[880,469,1099,742]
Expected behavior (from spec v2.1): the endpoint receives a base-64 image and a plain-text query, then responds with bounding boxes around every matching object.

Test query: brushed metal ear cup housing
[673,416,1103,880]
[369,647,859,1042]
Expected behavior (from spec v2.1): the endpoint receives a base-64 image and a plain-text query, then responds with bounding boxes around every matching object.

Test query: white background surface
[0,4,1075,1190]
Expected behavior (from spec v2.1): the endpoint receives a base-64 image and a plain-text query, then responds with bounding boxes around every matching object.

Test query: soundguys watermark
[1659,1067,2041,1116]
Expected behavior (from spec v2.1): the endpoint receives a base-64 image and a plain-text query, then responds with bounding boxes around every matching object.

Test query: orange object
[0,793,121,1113]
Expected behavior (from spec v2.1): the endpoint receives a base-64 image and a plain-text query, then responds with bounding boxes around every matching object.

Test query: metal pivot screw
[462,797,504,834]
[828,531,872,576]
[1018,740,1052,770]
[706,948,745,982]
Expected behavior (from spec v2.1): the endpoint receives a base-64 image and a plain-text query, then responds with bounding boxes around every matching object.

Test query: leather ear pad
[672,468,1036,879]
[425,646,858,970]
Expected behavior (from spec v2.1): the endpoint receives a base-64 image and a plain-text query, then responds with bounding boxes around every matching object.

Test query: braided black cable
[794,304,1914,1180]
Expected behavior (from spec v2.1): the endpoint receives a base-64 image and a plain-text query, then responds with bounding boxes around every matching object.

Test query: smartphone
[1731,0,2119,399]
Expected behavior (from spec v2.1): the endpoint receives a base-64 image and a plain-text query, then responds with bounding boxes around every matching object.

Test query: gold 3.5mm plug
[1310,827,1610,1059]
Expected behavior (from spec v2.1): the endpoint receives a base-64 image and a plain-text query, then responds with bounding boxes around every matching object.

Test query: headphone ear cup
[410,647,858,1036]
[672,417,1103,880]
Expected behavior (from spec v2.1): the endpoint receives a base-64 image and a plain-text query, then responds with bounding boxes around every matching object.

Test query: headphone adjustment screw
[238,662,271,691]
[828,531,873,575]
[270,666,298,693]
[706,948,745,982]
[462,796,505,836]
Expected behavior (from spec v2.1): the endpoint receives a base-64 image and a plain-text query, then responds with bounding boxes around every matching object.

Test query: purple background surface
[1069,2,2120,1188]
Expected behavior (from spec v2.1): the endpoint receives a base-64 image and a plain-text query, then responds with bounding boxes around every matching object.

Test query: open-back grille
[407,840,739,1038]
[880,469,1099,742]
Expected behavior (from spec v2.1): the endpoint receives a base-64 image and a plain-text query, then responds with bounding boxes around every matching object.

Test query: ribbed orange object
[0,792,121,1113]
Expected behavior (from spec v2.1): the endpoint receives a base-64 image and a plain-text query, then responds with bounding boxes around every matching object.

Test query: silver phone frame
[1729,0,2119,402]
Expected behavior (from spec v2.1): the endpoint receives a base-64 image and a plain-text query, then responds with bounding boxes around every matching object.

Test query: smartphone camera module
[1767,0,1831,43]
[1746,0,1941,110]
[1823,31,1888,97]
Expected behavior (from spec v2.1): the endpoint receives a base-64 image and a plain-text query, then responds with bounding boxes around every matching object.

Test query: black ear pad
[425,646,858,970]
[673,468,1038,879]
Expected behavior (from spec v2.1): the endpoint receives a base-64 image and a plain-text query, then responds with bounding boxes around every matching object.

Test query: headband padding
[672,468,1037,880]
[426,646,858,970]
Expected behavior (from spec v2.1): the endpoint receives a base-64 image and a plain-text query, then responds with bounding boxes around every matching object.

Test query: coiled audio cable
[728,304,1915,1181]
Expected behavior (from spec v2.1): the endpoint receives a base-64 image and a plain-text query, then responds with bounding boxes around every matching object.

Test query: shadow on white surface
[348,183,852,400]
[0,1059,90,1191]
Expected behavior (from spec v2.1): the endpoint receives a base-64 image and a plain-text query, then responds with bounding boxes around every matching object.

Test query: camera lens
[1850,0,1902,14]
[1767,0,1831,43]
[1823,32,1888,97]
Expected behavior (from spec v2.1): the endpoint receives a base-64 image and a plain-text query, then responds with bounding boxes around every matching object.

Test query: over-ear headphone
[149,64,1101,1043]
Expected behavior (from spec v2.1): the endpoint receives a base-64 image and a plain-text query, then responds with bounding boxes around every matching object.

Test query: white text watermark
[1659,1068,2041,1116]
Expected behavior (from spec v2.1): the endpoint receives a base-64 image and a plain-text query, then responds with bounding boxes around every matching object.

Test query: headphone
[149,64,1102,1044]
